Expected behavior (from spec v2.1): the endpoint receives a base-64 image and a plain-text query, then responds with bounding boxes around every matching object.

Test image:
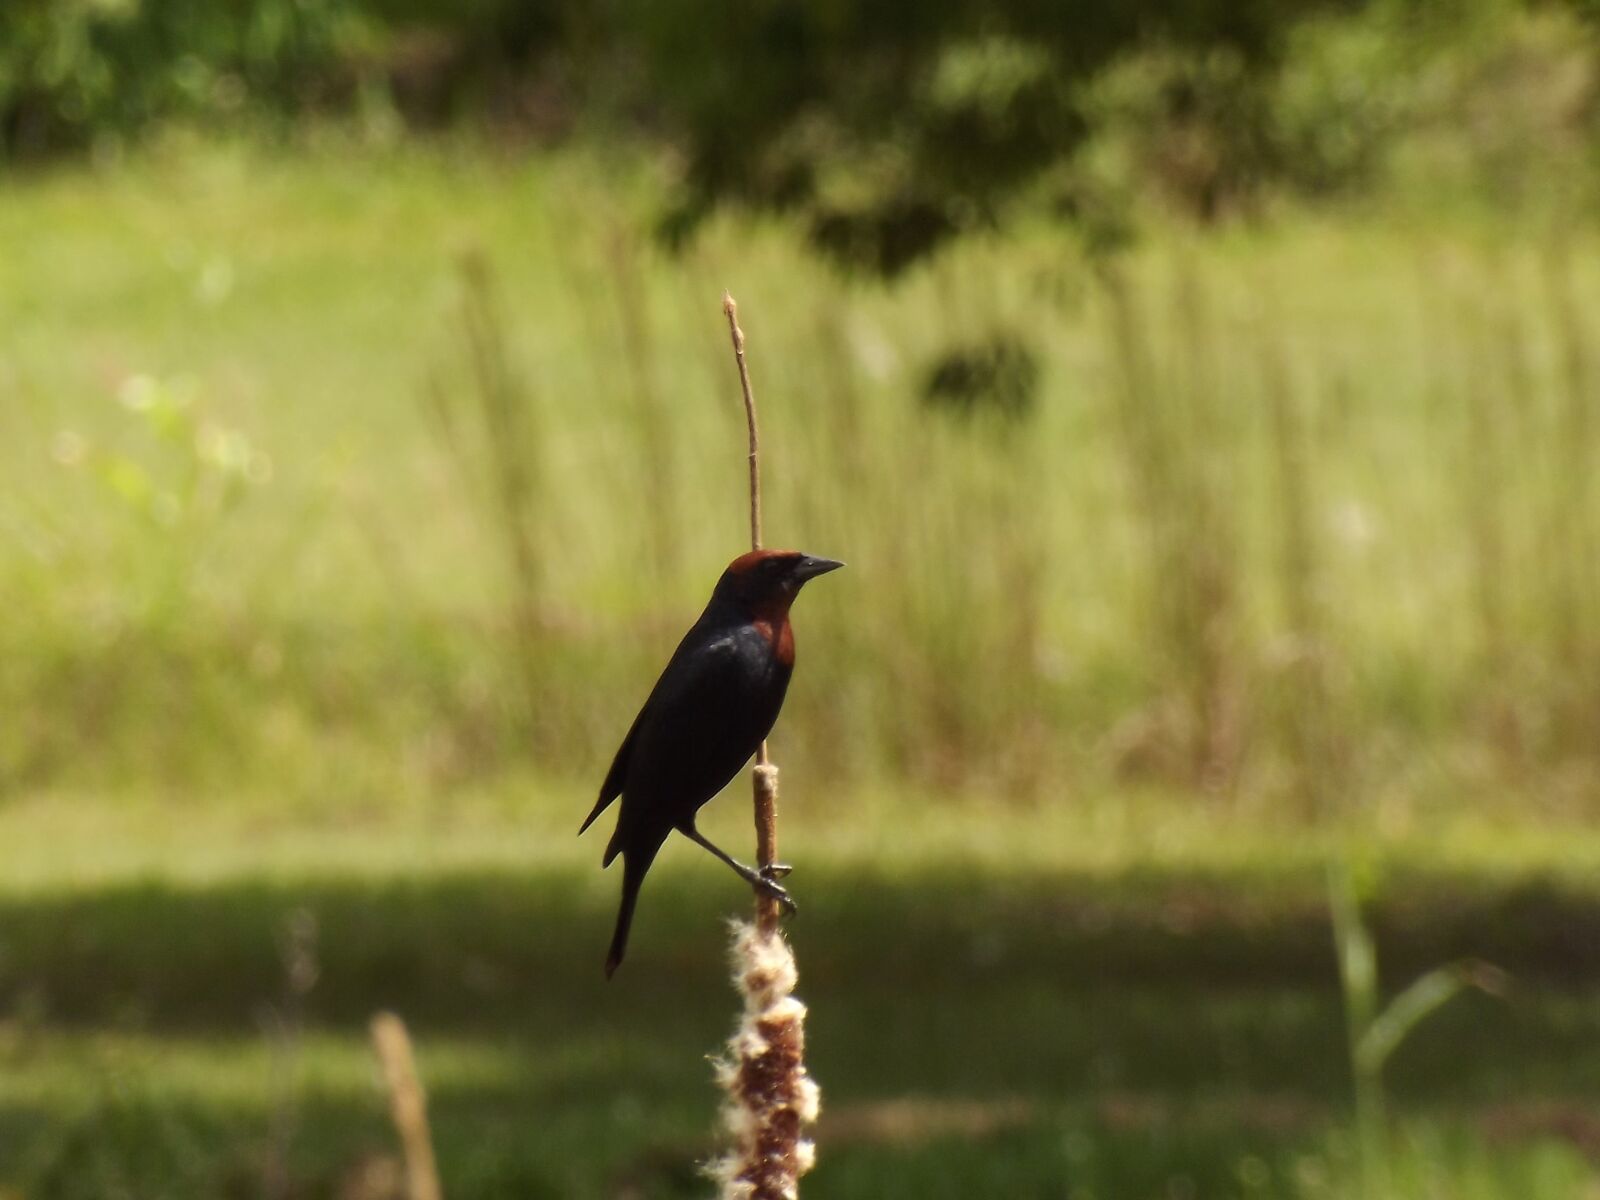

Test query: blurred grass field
[4,785,1600,1197]
[3,134,1600,1197]
[5,132,1598,807]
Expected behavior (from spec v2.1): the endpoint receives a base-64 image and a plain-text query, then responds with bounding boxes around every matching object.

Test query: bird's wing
[585,622,784,852]
[619,627,786,812]
[579,702,648,836]
[580,615,733,837]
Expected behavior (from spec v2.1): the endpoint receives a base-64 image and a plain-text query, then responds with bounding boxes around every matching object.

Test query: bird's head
[714,548,844,613]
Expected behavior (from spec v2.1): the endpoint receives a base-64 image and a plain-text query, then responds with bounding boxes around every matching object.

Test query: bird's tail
[605,850,653,980]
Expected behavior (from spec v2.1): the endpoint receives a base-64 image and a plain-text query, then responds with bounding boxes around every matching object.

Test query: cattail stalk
[715,293,820,1198]
[723,292,779,926]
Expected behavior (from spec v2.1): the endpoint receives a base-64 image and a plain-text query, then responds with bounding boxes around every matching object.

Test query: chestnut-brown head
[713,548,844,613]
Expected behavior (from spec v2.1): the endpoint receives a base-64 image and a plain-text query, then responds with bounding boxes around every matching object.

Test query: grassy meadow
[2,134,1600,1197]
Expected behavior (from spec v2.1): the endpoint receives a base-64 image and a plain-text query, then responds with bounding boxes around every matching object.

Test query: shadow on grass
[0,864,1596,1096]
[3,863,1600,1197]
[3,862,1599,1022]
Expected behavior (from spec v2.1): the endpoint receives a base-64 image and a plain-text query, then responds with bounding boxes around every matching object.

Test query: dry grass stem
[722,293,779,915]
[723,292,763,553]
[370,1012,443,1200]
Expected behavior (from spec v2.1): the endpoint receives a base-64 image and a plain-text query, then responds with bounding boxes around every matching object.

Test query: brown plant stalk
[370,1011,444,1200]
[712,293,820,1199]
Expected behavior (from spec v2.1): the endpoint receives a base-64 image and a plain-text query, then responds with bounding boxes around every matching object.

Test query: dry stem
[723,292,763,553]
[370,1012,443,1200]
[751,763,780,934]
[722,292,779,930]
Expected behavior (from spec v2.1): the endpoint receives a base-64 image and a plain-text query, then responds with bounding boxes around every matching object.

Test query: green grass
[6,1026,1593,1199]
[2,132,1598,804]
[4,134,1600,1195]
[3,789,1600,1196]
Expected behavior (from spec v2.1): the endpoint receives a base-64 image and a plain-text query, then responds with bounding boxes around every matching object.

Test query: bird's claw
[755,876,798,916]
[760,862,794,881]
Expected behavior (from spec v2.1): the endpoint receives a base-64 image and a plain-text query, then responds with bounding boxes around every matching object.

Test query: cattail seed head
[709,921,820,1200]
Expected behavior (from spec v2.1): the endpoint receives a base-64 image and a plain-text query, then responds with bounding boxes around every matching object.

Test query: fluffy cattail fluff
[709,920,821,1200]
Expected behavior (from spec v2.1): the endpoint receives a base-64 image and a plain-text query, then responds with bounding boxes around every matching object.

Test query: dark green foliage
[0,0,363,157]
[920,335,1040,424]
[639,0,1355,272]
[6,0,1597,272]
[0,0,582,158]
[0,1,1360,241]
[810,197,964,280]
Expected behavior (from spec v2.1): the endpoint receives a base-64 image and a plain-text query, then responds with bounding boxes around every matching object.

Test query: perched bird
[581,548,844,978]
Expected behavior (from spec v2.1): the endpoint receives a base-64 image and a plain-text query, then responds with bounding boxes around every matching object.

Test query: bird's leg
[679,826,797,915]
[761,862,793,880]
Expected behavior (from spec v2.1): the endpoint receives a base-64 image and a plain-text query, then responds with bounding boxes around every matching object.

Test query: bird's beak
[794,555,845,582]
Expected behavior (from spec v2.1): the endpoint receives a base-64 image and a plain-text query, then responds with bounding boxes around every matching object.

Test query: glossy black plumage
[581,549,842,977]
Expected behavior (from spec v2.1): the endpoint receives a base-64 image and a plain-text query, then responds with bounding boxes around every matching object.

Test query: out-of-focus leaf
[1357,967,1471,1075]
[1327,860,1377,1030]
[95,455,154,512]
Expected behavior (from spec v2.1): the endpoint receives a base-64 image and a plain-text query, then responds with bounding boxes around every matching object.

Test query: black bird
[581,548,843,977]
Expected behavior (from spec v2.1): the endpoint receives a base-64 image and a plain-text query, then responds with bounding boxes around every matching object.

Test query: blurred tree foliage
[644,0,1600,270]
[0,0,574,155]
[0,0,362,154]
[638,0,1365,273]
[3,0,1596,272]
[921,335,1041,425]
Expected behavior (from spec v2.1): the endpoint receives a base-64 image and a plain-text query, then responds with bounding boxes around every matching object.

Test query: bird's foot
[760,862,794,881]
[754,876,798,916]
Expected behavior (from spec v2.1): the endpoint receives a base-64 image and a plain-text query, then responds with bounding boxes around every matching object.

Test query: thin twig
[262,908,318,1200]
[371,1012,443,1200]
[723,293,780,931]
[723,293,763,552]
